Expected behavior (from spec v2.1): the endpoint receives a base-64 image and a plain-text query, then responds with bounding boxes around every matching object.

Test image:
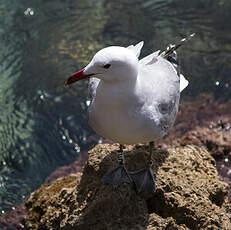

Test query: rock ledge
[25,144,231,230]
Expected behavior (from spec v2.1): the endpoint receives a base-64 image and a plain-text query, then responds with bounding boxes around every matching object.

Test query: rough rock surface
[162,116,231,201]
[25,143,231,230]
[180,117,231,159]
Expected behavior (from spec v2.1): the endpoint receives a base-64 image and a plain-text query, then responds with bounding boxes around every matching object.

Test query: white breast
[88,57,180,144]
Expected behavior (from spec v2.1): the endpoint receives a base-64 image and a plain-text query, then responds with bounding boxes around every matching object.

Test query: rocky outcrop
[158,95,231,201]
[25,143,231,230]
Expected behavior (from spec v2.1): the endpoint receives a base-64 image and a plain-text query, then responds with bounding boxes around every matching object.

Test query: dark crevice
[147,190,199,229]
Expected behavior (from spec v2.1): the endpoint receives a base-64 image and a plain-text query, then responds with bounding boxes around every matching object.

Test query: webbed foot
[130,167,156,199]
[101,165,132,189]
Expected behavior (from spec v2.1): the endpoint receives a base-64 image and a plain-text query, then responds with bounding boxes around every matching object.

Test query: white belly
[88,97,163,144]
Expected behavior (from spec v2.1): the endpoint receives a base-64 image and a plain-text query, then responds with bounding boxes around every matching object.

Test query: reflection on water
[0,0,230,214]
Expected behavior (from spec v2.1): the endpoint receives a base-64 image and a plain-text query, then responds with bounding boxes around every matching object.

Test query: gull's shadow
[75,144,169,229]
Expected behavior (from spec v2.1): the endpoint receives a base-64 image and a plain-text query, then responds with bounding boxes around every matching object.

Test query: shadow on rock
[75,144,169,229]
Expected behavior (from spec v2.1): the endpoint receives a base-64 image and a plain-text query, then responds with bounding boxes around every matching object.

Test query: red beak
[65,68,94,85]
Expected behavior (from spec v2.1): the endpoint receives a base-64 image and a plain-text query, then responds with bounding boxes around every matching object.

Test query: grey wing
[158,93,180,136]
[139,57,180,136]
[88,77,100,99]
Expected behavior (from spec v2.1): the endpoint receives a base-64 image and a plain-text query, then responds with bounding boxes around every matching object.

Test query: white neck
[96,73,138,106]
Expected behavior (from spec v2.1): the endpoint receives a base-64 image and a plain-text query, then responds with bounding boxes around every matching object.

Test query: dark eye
[103,64,111,69]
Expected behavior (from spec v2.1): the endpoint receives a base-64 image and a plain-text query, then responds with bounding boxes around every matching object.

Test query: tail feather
[180,74,189,92]
[160,33,195,59]
[160,33,195,93]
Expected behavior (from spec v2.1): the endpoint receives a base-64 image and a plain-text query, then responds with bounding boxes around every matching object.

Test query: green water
[0,0,230,215]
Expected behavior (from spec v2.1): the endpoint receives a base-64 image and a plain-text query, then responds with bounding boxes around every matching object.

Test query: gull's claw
[130,167,156,199]
[101,165,132,189]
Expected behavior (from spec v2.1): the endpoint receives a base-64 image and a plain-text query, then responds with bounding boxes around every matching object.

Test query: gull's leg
[101,144,132,188]
[130,141,156,199]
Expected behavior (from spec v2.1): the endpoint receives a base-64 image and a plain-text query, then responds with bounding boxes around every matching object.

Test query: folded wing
[127,41,144,58]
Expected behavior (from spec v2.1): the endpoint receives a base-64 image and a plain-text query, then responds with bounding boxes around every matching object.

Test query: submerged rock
[0,204,27,230]
[25,144,231,229]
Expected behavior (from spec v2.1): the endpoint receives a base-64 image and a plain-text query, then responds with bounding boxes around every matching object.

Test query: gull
[65,34,195,197]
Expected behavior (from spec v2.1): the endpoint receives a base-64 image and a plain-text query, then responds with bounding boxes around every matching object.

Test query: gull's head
[65,46,138,85]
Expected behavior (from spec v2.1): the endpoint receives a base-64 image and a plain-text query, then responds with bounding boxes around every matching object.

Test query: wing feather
[127,41,144,58]
[139,50,160,65]
[88,77,100,100]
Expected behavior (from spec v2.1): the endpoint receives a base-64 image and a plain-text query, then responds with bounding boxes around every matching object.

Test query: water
[0,0,230,214]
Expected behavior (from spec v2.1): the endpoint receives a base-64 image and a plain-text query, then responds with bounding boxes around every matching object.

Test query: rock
[176,117,231,201]
[147,213,188,229]
[25,143,231,230]
[158,95,231,202]
[45,150,88,184]
[0,204,27,230]
[159,94,231,145]
[180,117,231,159]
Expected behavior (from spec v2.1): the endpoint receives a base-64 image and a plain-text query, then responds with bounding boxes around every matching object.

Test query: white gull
[65,34,194,198]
